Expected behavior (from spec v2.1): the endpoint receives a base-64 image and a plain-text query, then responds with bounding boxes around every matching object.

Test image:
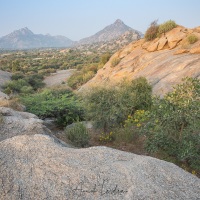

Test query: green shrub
[144,20,159,41]
[100,53,111,65]
[83,77,152,131]
[67,70,95,89]
[20,86,34,94]
[119,77,152,112]
[12,72,25,80]
[145,20,177,41]
[140,77,200,170]
[21,88,84,127]
[67,64,98,90]
[157,20,177,36]
[187,34,198,44]
[25,74,44,89]
[4,73,44,95]
[3,79,31,94]
[111,58,121,67]
[65,122,90,147]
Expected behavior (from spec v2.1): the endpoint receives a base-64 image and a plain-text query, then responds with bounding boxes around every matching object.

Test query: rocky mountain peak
[19,27,33,35]
[114,19,124,25]
[78,19,142,45]
[10,27,34,37]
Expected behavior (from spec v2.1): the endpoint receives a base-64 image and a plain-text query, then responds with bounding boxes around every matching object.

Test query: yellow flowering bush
[99,132,114,143]
[124,110,150,129]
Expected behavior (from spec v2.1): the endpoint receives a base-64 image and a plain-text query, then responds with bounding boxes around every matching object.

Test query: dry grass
[0,98,24,111]
[88,128,147,155]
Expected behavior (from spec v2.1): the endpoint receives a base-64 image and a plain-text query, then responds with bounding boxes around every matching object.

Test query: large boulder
[0,70,11,100]
[0,134,199,200]
[0,70,11,89]
[0,107,51,141]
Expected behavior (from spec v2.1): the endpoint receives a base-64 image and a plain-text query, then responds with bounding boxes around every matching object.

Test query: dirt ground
[43,69,76,87]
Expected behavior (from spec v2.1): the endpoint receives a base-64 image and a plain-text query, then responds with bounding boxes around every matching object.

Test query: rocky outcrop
[0,91,9,100]
[0,70,11,89]
[0,107,51,141]
[0,70,11,99]
[0,134,199,199]
[80,26,200,96]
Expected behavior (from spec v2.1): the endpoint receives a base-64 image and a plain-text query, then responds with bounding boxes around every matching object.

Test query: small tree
[141,77,200,170]
[83,77,152,132]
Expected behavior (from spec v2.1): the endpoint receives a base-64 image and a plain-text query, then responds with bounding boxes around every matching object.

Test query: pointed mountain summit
[0,28,73,49]
[10,27,34,37]
[78,19,143,45]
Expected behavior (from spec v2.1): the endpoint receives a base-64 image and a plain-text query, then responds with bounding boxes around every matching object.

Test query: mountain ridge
[0,27,74,49]
[0,19,142,49]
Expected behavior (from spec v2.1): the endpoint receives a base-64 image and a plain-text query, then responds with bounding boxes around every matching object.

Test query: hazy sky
[1,0,200,40]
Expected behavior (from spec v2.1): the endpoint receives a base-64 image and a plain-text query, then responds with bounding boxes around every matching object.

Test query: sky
[0,0,200,41]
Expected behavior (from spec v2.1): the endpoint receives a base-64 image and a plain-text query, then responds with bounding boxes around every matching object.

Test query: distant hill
[0,27,74,49]
[77,19,143,45]
[76,29,142,53]
[0,20,143,49]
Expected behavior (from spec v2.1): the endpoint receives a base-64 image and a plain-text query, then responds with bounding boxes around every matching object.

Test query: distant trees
[12,60,20,72]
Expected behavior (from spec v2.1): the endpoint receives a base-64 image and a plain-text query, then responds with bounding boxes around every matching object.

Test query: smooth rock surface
[0,107,51,141]
[0,70,11,89]
[0,70,11,99]
[0,134,199,200]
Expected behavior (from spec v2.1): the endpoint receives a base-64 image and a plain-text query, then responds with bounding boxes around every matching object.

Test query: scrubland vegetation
[0,49,111,92]
[145,20,177,41]
[21,88,84,126]
[0,21,199,176]
[66,77,199,176]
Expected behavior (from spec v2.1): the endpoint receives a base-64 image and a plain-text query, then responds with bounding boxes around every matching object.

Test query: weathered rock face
[0,70,11,99]
[0,70,11,89]
[80,26,200,96]
[0,107,51,141]
[0,134,199,200]
[0,91,9,100]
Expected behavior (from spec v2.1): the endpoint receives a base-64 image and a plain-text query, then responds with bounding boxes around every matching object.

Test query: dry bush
[0,98,24,111]
[144,20,159,41]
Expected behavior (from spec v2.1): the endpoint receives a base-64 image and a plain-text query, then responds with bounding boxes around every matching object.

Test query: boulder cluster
[0,107,199,199]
